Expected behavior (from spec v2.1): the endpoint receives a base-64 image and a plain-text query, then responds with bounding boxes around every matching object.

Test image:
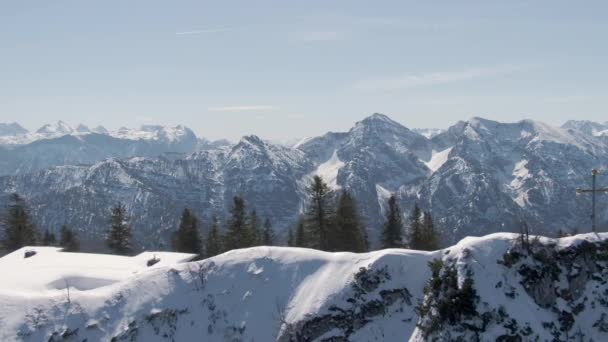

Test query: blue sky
[0,0,606,140]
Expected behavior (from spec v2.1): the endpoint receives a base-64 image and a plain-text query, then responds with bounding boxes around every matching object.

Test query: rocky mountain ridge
[0,114,607,248]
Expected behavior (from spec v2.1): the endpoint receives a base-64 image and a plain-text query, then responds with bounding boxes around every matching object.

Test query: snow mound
[0,247,196,295]
[2,233,607,341]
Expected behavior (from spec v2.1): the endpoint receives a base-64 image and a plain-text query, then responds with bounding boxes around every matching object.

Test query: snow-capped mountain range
[1,232,607,341]
[0,114,606,249]
[0,121,201,146]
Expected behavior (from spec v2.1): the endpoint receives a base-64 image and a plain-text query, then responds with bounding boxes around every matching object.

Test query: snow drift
[1,233,608,341]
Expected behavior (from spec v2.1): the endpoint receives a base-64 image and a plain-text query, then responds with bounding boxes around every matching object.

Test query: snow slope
[1,233,608,341]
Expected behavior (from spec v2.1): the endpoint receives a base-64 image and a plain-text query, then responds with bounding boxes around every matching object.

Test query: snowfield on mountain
[1,232,608,341]
[1,114,606,249]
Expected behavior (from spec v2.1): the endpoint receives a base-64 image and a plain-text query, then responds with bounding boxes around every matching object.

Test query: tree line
[0,176,441,257]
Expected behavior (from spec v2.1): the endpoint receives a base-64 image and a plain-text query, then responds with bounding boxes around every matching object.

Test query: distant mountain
[413,127,445,139]
[0,122,28,137]
[562,120,608,136]
[0,122,214,176]
[0,114,606,248]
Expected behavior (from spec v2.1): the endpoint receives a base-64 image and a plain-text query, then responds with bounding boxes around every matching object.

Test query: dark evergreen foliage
[59,225,80,252]
[262,217,274,246]
[249,210,262,246]
[205,216,223,258]
[419,211,441,251]
[380,195,404,249]
[295,220,306,247]
[106,202,133,255]
[332,191,367,252]
[407,202,423,249]
[1,193,39,252]
[302,176,335,250]
[224,196,252,250]
[42,229,57,246]
[287,228,295,247]
[172,208,202,254]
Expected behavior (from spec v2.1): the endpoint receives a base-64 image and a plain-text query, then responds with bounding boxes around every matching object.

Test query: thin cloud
[293,31,343,42]
[207,105,276,112]
[175,28,234,35]
[353,65,530,91]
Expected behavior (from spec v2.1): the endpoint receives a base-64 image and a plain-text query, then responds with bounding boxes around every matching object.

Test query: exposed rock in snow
[1,233,607,341]
[0,114,607,247]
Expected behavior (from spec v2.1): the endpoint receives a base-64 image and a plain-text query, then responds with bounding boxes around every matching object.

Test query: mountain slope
[1,233,607,341]
[0,138,311,249]
[410,118,608,243]
[0,114,607,247]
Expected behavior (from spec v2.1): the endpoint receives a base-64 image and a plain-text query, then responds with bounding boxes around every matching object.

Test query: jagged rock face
[563,120,608,137]
[414,234,608,342]
[0,140,311,250]
[414,118,608,244]
[298,114,432,243]
[0,115,607,247]
[3,233,607,342]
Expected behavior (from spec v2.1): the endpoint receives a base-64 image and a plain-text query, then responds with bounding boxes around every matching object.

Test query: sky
[0,0,607,141]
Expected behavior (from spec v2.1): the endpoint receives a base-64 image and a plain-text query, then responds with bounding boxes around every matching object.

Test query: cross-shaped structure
[576,169,608,232]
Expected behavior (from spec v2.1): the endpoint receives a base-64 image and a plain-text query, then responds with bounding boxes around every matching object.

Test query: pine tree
[1,193,39,252]
[205,216,223,258]
[172,208,203,254]
[287,228,295,247]
[420,211,440,251]
[381,195,404,249]
[303,176,334,250]
[224,196,250,250]
[262,217,274,246]
[59,225,80,252]
[42,229,57,246]
[295,220,306,247]
[407,202,423,250]
[106,202,133,255]
[333,191,367,252]
[248,210,262,246]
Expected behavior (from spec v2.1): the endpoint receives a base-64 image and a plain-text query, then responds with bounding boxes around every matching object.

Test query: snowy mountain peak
[357,113,407,130]
[36,121,74,135]
[562,120,608,137]
[0,122,28,136]
[75,124,90,133]
[92,125,109,134]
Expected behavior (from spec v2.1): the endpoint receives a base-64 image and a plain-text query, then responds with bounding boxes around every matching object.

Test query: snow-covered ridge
[1,233,607,341]
[0,121,197,146]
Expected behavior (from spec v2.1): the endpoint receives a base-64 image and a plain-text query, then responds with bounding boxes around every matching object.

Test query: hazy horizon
[1,1,606,140]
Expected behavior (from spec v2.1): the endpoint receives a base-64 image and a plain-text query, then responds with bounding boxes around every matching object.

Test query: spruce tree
[106,202,133,255]
[43,229,57,246]
[287,228,295,247]
[1,193,39,252]
[295,220,306,247]
[303,176,334,250]
[59,225,80,252]
[224,196,250,250]
[172,208,203,254]
[333,191,367,252]
[205,216,223,258]
[420,211,440,251]
[248,210,262,246]
[407,202,423,250]
[262,217,274,246]
[381,195,404,249]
